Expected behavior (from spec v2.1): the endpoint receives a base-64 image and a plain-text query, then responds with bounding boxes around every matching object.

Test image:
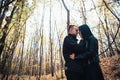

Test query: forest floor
[100,55,120,80]
[5,55,120,80]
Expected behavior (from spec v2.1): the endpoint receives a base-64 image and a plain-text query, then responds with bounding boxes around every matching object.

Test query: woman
[75,24,104,80]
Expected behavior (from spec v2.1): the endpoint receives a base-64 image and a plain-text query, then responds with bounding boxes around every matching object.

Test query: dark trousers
[65,70,85,80]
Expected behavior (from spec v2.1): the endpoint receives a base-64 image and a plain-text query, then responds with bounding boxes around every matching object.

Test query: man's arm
[65,37,86,53]
[63,37,74,61]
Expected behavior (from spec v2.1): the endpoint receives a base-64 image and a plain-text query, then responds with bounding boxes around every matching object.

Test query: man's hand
[70,53,75,60]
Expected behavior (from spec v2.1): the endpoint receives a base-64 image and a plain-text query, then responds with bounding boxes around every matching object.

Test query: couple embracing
[63,24,104,80]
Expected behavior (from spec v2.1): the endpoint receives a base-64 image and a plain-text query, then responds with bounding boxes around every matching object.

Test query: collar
[68,34,77,41]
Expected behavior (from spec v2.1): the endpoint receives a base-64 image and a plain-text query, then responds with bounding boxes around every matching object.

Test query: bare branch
[103,0,120,22]
[61,0,70,33]
[0,0,16,10]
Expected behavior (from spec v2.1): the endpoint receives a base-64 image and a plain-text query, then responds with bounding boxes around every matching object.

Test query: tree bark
[61,0,70,33]
[49,0,54,77]
[0,4,17,56]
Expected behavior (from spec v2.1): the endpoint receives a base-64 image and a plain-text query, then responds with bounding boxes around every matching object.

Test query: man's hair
[68,25,75,31]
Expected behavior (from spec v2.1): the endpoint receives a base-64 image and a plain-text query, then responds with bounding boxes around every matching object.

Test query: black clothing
[76,24,104,80]
[63,34,86,80]
[84,63,104,80]
[76,35,99,64]
[65,70,85,80]
[63,34,85,72]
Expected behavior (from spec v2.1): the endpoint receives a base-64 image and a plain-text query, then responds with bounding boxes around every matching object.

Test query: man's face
[70,26,79,36]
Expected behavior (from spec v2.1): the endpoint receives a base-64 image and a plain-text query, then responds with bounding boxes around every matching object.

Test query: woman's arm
[75,37,98,60]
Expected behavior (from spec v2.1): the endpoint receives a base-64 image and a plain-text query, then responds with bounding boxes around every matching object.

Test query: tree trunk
[49,0,54,77]
[17,24,26,80]
[80,0,87,24]
[61,0,70,33]
[0,4,16,56]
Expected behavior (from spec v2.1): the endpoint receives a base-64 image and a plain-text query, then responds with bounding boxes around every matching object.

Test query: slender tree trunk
[0,5,17,80]
[81,0,87,24]
[0,0,4,14]
[38,0,45,79]
[104,10,115,56]
[49,0,54,76]
[61,0,70,33]
[0,3,16,57]
[0,0,9,27]
[110,27,120,55]
[98,23,105,57]
[28,40,33,79]
[39,33,44,79]
[54,21,64,79]
[17,29,25,80]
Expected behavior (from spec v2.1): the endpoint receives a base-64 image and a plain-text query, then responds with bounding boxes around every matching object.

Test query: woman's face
[79,31,83,39]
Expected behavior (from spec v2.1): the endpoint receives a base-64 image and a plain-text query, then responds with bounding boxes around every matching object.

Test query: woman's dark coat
[76,24,104,80]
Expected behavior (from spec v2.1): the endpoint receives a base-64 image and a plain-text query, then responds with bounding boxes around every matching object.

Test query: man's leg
[65,70,76,80]
[65,70,85,80]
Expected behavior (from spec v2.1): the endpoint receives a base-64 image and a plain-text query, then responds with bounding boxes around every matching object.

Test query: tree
[61,0,70,33]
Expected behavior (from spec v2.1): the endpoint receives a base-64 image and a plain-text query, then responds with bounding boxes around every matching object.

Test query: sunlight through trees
[0,0,120,80]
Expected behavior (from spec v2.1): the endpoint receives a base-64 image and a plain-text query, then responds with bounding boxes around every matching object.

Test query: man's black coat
[63,34,85,72]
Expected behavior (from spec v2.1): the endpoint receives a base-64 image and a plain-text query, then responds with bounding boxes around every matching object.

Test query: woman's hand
[70,53,75,60]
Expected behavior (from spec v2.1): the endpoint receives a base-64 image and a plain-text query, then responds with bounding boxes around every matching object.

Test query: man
[63,25,86,80]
